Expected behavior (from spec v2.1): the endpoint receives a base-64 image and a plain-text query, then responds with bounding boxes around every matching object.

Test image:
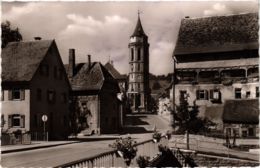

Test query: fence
[170,135,259,161]
[31,132,49,141]
[55,137,168,168]
[1,133,31,145]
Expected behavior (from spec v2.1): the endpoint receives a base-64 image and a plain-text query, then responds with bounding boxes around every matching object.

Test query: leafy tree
[174,94,208,149]
[1,20,23,48]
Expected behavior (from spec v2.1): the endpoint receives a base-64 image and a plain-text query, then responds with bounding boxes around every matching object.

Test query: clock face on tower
[130,37,143,43]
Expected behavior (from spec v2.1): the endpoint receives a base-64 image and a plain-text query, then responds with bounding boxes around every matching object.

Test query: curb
[1,141,81,154]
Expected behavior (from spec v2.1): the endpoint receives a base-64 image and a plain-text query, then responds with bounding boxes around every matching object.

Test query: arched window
[131,48,134,61]
[137,48,141,61]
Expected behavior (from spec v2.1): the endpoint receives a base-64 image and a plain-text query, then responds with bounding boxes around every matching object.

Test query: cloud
[2,1,258,75]
[150,41,174,75]
[204,3,232,16]
[60,14,130,36]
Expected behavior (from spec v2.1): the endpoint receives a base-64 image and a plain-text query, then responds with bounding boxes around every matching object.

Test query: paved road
[2,114,170,167]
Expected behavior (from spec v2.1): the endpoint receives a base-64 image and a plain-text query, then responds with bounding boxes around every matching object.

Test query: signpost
[42,115,48,141]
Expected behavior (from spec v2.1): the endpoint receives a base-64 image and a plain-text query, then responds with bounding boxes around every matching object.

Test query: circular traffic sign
[42,115,48,122]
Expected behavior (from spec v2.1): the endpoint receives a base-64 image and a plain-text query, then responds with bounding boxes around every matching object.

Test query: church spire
[131,11,147,37]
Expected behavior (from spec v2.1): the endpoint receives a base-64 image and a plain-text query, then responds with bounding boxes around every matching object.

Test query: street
[1,114,170,167]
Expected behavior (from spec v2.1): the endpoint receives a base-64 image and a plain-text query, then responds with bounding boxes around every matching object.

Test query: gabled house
[104,61,128,126]
[172,13,259,137]
[65,49,121,135]
[223,99,259,137]
[1,40,71,140]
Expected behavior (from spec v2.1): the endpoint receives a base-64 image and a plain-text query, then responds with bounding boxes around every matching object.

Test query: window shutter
[218,91,222,101]
[205,90,208,100]
[21,115,25,128]
[8,115,12,128]
[20,90,25,100]
[8,90,12,100]
[196,90,199,99]
[210,90,213,99]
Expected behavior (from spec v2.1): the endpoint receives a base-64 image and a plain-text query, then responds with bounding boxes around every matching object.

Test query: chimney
[88,55,91,70]
[68,49,75,78]
[34,37,42,40]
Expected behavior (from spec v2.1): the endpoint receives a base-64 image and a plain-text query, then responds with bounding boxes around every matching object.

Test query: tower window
[131,48,134,61]
[256,87,259,98]
[137,48,141,61]
[138,64,140,71]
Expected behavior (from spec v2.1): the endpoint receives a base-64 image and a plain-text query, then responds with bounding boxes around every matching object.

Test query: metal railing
[170,135,259,161]
[55,137,168,168]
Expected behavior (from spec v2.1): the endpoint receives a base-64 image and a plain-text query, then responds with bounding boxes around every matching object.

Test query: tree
[1,20,23,48]
[174,94,207,149]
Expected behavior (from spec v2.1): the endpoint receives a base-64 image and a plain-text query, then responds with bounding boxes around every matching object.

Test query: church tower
[127,13,150,113]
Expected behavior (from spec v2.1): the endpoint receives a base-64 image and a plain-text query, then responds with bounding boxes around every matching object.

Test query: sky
[2,1,258,75]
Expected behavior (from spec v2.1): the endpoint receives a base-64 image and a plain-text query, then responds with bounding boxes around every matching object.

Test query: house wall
[2,89,30,132]
[76,95,99,135]
[30,45,70,140]
[100,80,120,134]
[175,82,259,115]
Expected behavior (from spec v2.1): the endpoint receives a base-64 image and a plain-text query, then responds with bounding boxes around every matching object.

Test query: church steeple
[131,12,147,37]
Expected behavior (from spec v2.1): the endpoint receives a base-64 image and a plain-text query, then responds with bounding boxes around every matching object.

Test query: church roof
[131,15,147,37]
[2,40,53,82]
[174,13,258,55]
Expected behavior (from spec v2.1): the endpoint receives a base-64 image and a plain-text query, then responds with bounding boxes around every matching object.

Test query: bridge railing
[55,136,169,168]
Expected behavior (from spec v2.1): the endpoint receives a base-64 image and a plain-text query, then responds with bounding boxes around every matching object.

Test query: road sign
[42,115,48,122]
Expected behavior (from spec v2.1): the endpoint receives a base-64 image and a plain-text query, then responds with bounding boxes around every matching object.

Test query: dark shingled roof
[174,13,258,55]
[65,62,118,91]
[2,40,53,82]
[223,99,259,124]
[131,15,147,37]
[104,62,126,80]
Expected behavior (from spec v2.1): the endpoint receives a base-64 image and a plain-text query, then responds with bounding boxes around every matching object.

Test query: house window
[137,48,141,61]
[37,89,42,101]
[131,48,134,61]
[235,88,241,99]
[8,114,25,128]
[196,90,208,100]
[40,64,49,76]
[180,90,187,100]
[246,91,251,98]
[54,66,58,79]
[1,115,5,127]
[47,90,56,103]
[9,89,25,100]
[210,89,220,100]
[256,87,259,98]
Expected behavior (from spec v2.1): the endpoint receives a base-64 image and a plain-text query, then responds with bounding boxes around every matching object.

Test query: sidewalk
[1,141,80,154]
